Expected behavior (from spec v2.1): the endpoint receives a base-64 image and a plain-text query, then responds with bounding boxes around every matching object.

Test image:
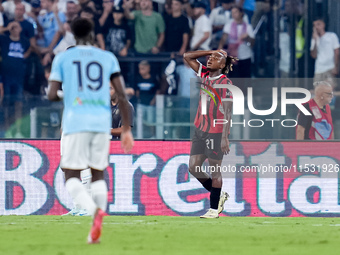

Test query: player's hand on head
[217,49,228,58]
[121,130,134,153]
[221,137,230,154]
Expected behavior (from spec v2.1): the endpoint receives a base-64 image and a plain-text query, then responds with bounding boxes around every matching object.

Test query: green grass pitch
[0,216,339,255]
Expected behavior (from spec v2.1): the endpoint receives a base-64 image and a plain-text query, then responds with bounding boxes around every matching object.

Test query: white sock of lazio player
[91,180,108,212]
[81,169,92,195]
[65,177,97,217]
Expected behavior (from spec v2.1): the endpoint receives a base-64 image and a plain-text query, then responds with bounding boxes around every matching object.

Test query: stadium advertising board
[1,140,340,216]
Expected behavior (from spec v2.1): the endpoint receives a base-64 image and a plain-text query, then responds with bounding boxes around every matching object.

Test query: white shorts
[60,132,110,170]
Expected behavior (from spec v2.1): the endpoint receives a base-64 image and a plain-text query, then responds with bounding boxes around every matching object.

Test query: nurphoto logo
[199,84,312,128]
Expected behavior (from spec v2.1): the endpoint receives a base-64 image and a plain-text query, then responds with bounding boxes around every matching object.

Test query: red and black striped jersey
[194,64,233,133]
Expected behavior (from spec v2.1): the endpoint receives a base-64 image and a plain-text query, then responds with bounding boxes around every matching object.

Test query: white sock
[65,178,97,217]
[91,180,108,212]
[81,169,92,195]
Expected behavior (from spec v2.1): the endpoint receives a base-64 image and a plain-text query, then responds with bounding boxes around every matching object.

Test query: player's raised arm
[110,73,134,153]
[183,50,214,73]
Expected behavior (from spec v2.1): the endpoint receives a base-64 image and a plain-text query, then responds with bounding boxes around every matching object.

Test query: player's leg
[81,168,92,195]
[61,133,99,218]
[85,168,106,244]
[61,133,88,216]
[90,169,107,212]
[209,157,223,209]
[88,133,110,212]
[200,133,229,218]
[62,166,82,216]
[74,169,92,216]
[86,132,110,244]
[64,168,98,218]
[189,128,211,190]
[188,154,210,188]
[200,158,222,218]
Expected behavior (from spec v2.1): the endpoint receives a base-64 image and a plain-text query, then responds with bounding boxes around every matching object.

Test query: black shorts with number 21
[190,128,223,160]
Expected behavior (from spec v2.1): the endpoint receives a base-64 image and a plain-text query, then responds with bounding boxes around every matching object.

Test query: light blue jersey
[49,46,120,135]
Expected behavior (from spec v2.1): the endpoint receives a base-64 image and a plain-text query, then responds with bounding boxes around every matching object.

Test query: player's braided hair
[222,55,238,74]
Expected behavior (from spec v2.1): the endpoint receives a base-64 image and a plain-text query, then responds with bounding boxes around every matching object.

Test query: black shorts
[190,128,223,160]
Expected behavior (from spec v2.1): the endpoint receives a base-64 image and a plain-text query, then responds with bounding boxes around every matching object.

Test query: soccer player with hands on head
[184,49,237,218]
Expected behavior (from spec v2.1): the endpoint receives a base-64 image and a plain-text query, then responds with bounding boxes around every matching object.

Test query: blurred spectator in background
[210,0,234,27]
[12,3,44,95]
[238,0,254,21]
[176,61,196,99]
[174,60,198,138]
[45,21,75,60]
[210,0,249,49]
[251,0,270,28]
[123,0,165,54]
[80,6,105,49]
[65,0,79,23]
[135,60,160,106]
[41,2,67,65]
[135,60,160,138]
[13,4,34,39]
[0,21,30,137]
[278,0,305,79]
[163,0,172,16]
[219,6,254,83]
[101,3,131,84]
[190,1,211,50]
[0,0,32,21]
[180,0,194,19]
[58,0,79,13]
[0,3,36,47]
[102,5,131,56]
[99,0,113,26]
[110,82,135,140]
[163,0,190,55]
[26,0,47,95]
[311,18,340,86]
[78,0,97,14]
[210,0,234,49]
[296,81,334,140]
[38,0,65,51]
[27,0,45,47]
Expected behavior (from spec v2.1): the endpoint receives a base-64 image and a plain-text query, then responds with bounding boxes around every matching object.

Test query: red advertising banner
[1,140,340,216]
